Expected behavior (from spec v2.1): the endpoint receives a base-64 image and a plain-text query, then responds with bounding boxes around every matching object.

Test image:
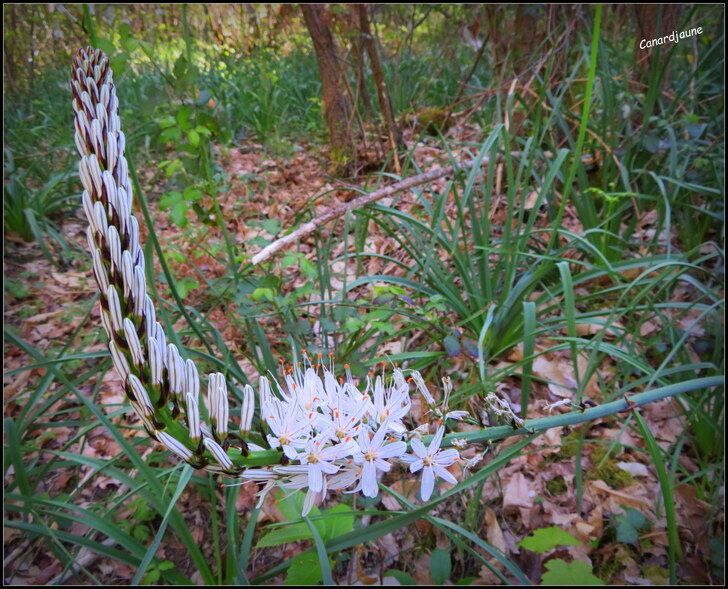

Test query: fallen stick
[251,150,541,265]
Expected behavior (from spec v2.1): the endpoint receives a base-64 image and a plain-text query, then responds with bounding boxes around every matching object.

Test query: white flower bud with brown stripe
[240,384,255,437]
[203,437,233,470]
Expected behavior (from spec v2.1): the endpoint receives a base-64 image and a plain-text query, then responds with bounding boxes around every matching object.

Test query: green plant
[609,506,652,545]
[256,490,354,585]
[518,526,605,585]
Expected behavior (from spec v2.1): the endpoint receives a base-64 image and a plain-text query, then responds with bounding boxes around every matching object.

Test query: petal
[409,459,424,473]
[410,439,427,458]
[308,465,323,492]
[361,462,379,498]
[320,461,340,475]
[420,467,435,501]
[434,449,460,466]
[379,441,407,459]
[433,464,458,485]
[429,426,445,453]
[302,488,317,516]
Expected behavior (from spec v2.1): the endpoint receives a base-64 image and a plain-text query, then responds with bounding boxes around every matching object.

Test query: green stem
[546,4,602,254]
[209,475,223,584]
[182,4,194,69]
[442,375,724,447]
[199,142,239,287]
[633,410,682,583]
[83,5,97,48]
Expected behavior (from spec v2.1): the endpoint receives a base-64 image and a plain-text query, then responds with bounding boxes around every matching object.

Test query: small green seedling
[518,526,605,585]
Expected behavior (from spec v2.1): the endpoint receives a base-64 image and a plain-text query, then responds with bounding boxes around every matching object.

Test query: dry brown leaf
[485,507,508,554]
[523,190,540,211]
[532,355,575,398]
[411,554,434,585]
[575,317,626,339]
[381,479,420,511]
[586,479,652,512]
[502,472,533,509]
[617,461,650,477]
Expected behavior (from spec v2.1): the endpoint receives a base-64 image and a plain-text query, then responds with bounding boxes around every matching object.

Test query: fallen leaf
[586,480,652,511]
[617,462,650,477]
[503,473,533,509]
[485,507,507,553]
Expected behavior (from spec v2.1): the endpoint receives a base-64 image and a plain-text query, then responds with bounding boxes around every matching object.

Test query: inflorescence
[72,46,473,515]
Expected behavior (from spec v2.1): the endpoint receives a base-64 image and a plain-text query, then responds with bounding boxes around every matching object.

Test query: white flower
[264,394,311,460]
[273,467,321,516]
[367,371,410,432]
[285,365,323,416]
[450,438,468,450]
[326,462,364,495]
[409,426,459,501]
[462,452,486,470]
[297,435,358,493]
[322,379,368,445]
[353,425,407,497]
[410,370,437,407]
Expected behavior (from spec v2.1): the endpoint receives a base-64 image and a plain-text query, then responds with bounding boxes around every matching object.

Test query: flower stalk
[71,47,474,511]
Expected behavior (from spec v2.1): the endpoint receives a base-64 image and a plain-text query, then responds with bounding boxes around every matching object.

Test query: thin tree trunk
[356,4,403,170]
[301,4,354,168]
[513,4,539,67]
[348,15,375,119]
[633,4,681,88]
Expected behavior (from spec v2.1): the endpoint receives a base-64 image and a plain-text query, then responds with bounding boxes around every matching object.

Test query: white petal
[410,439,427,459]
[429,426,446,453]
[420,467,435,501]
[361,462,378,498]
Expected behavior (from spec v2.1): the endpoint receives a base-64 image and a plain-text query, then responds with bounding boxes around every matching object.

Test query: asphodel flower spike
[71,46,264,475]
[72,47,473,512]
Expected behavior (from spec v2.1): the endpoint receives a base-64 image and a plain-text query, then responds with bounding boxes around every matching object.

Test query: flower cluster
[71,47,470,515]
[234,357,466,514]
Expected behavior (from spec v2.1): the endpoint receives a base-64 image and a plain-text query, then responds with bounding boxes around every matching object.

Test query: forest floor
[3,121,722,585]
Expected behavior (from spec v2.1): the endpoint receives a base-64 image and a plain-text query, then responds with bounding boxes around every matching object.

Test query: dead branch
[251,150,545,265]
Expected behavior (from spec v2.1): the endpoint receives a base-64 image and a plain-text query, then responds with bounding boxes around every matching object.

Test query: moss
[416,106,452,135]
[546,436,634,490]
[587,445,634,489]
[641,564,668,584]
[593,551,624,582]
[546,475,568,496]
[551,430,582,460]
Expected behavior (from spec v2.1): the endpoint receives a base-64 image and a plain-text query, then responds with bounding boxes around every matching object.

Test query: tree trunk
[512,4,539,67]
[633,4,682,88]
[344,9,375,119]
[355,4,404,168]
[301,4,354,168]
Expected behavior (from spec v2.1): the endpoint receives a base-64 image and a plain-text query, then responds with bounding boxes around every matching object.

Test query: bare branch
[251,150,544,265]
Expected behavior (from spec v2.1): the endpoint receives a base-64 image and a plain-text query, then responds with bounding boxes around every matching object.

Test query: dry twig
[251,150,550,265]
